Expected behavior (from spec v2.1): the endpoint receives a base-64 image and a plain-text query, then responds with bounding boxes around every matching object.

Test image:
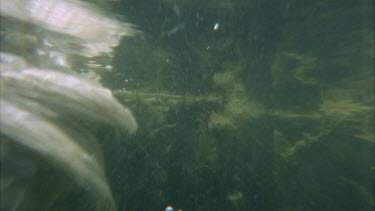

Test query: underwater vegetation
[108,0,374,210]
[0,0,373,211]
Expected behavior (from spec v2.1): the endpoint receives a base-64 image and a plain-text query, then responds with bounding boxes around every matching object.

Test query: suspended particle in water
[213,22,220,31]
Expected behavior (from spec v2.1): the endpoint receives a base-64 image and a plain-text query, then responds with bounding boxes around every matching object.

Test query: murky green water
[102,1,374,211]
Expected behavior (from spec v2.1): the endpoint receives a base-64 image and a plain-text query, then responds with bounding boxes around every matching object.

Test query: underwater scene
[0,0,374,211]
